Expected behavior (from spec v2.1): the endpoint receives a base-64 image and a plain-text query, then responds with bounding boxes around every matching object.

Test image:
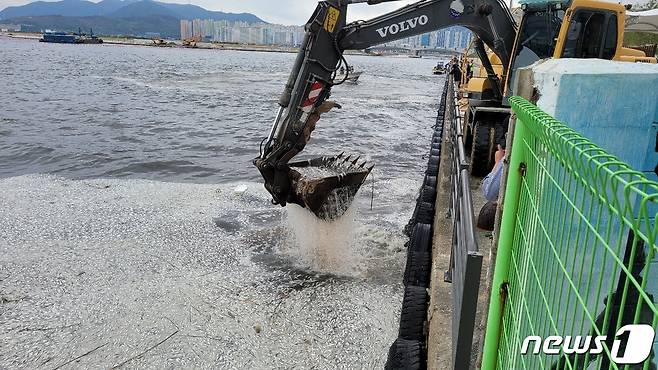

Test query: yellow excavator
[463,0,656,175]
[254,0,657,220]
[182,35,201,48]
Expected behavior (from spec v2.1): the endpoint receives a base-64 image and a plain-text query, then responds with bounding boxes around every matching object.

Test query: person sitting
[477,144,505,231]
[482,144,505,202]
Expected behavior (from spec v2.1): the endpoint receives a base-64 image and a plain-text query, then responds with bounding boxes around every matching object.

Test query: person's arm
[482,162,503,201]
[482,145,506,202]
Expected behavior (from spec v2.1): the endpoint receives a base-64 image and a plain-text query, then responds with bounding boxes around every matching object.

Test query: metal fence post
[481,112,528,370]
[481,96,658,369]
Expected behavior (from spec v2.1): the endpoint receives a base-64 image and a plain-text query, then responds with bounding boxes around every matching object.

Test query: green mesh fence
[482,97,658,370]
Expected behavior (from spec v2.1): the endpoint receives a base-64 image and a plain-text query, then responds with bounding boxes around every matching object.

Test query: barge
[39,29,103,44]
[39,31,76,44]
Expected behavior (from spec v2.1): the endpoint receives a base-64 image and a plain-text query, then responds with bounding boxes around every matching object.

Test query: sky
[0,0,650,24]
[0,0,420,25]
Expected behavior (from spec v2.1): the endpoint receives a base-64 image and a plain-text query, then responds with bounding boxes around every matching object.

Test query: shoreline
[1,32,456,58]
[0,31,374,55]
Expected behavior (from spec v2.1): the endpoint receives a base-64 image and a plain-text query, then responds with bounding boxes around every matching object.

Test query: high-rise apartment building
[180,20,193,40]
[179,19,471,51]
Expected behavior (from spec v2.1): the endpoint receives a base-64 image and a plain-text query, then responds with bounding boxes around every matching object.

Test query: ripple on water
[0,38,446,368]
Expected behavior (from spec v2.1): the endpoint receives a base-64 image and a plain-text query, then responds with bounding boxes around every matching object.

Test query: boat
[433,65,447,75]
[40,31,77,44]
[39,29,103,44]
[75,29,103,44]
[75,35,103,44]
[333,67,362,84]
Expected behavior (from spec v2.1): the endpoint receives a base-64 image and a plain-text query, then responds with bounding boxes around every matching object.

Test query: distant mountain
[94,0,137,14]
[156,3,264,23]
[0,0,109,18]
[8,14,181,37]
[0,0,265,23]
[109,0,176,18]
[11,15,180,38]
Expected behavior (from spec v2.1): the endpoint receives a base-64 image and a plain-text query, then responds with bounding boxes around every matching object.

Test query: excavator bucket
[288,153,373,220]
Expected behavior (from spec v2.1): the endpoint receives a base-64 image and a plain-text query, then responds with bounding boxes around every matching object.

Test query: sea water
[285,205,361,275]
[0,37,444,368]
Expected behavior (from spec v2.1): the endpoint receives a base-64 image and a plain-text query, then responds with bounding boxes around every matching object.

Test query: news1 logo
[521,325,656,364]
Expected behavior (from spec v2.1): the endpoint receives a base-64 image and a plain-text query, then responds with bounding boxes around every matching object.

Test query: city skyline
[179,17,472,51]
[180,19,305,46]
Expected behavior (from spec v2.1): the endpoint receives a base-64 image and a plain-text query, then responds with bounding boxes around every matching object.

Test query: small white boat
[433,65,447,75]
[333,68,362,84]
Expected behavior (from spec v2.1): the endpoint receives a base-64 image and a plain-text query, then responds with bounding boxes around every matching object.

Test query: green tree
[632,0,657,10]
[625,0,658,54]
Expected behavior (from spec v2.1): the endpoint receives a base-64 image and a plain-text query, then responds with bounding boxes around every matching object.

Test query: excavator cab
[506,0,655,96]
[554,0,655,63]
[506,1,566,93]
[463,0,655,175]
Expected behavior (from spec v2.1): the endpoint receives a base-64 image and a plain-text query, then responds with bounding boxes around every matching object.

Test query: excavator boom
[254,0,517,220]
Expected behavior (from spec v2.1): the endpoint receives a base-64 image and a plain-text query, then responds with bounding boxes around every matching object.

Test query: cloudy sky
[1,0,651,24]
[0,0,421,24]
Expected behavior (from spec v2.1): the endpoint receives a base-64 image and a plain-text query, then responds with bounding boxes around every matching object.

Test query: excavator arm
[340,0,515,65]
[254,0,517,220]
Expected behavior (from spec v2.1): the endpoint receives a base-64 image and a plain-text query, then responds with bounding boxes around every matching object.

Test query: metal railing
[481,96,658,370]
[444,77,483,369]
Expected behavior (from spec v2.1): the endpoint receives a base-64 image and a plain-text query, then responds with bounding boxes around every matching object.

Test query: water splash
[294,165,346,178]
[284,204,362,276]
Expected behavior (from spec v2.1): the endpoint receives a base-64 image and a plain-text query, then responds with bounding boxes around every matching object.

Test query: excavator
[182,35,201,48]
[254,0,657,220]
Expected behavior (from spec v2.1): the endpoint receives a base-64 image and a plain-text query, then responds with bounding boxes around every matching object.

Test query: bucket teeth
[346,157,361,170]
[287,153,374,220]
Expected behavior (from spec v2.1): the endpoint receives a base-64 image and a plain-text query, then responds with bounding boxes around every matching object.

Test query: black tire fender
[403,250,432,287]
[385,338,425,370]
[414,203,434,225]
[424,175,437,188]
[469,121,494,177]
[427,156,440,176]
[398,285,430,341]
[420,185,436,204]
[409,223,432,252]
